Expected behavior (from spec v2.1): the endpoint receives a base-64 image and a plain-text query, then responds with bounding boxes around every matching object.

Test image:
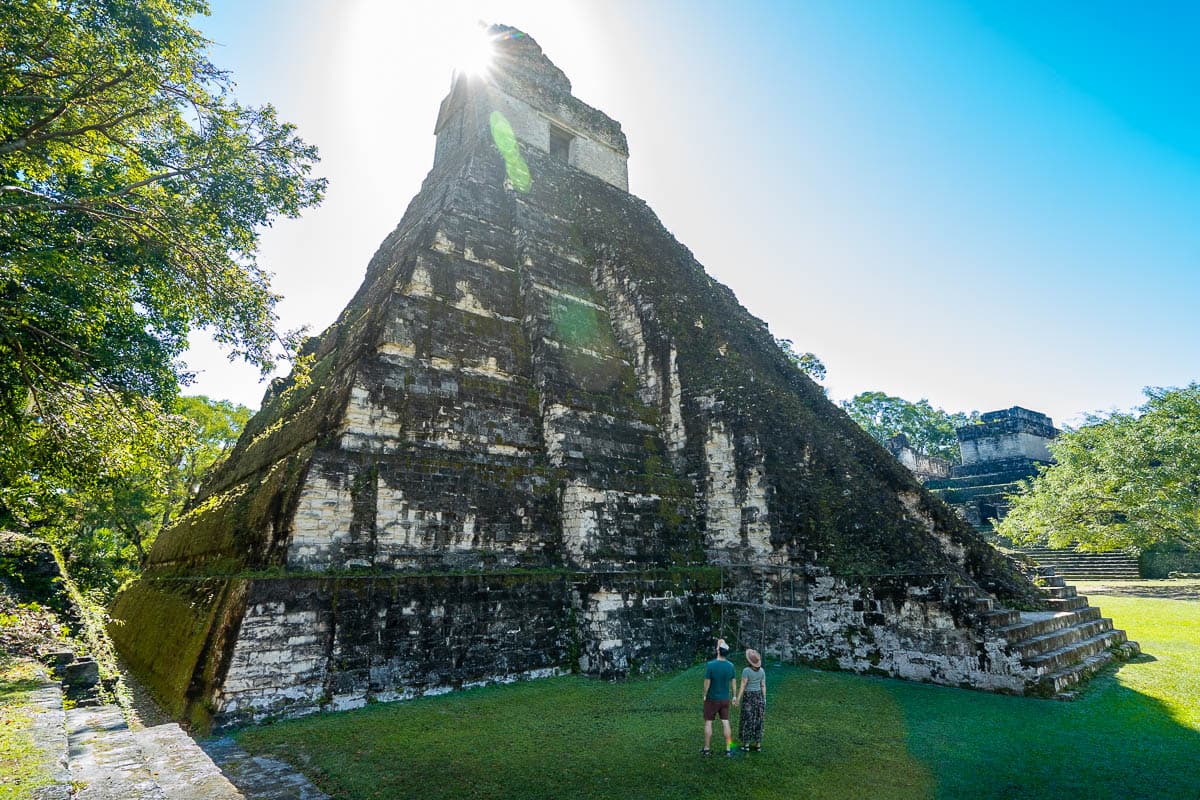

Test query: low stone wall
[572,571,717,679]
[113,567,717,732]
[725,572,1026,693]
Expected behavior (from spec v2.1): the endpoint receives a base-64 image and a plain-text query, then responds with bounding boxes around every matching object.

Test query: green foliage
[998,384,1200,553]
[0,0,325,422]
[0,0,316,596]
[840,391,978,462]
[0,394,251,596]
[774,337,826,382]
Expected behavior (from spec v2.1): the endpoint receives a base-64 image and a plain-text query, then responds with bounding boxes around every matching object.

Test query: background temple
[928,407,1059,530]
[926,407,1139,579]
[110,26,1133,731]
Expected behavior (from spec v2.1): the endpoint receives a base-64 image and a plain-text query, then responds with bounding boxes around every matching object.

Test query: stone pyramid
[112,26,1130,731]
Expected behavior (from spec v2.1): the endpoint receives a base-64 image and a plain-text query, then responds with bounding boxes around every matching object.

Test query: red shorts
[703,699,731,721]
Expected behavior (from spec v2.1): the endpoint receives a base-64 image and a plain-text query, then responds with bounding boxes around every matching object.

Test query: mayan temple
[111,26,1134,731]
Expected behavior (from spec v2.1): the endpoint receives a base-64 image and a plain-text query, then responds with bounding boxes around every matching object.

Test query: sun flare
[448,24,495,77]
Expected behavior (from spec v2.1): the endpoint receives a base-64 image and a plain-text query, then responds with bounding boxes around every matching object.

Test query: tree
[840,391,977,462]
[775,338,827,383]
[0,394,251,596]
[0,0,320,593]
[998,384,1200,553]
[0,0,324,424]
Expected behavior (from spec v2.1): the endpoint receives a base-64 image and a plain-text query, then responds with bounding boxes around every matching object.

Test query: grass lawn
[236,587,1200,800]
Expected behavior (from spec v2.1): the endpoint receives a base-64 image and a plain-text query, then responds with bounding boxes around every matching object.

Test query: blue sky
[186,1,1199,428]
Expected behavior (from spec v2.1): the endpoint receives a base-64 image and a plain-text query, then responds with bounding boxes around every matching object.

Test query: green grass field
[236,587,1200,800]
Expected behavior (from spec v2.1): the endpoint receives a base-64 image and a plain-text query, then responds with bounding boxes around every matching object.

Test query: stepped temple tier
[111,26,1135,731]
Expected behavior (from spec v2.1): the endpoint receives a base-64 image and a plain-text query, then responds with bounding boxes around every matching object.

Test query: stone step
[28,675,71,800]
[1016,618,1114,661]
[135,724,243,799]
[1045,564,1141,569]
[1056,576,1140,583]
[67,706,166,800]
[1036,575,1066,588]
[995,608,1101,644]
[969,596,996,612]
[1045,595,1091,611]
[1023,628,1127,676]
[1043,563,1141,569]
[1040,585,1077,599]
[982,608,1021,628]
[1036,650,1118,696]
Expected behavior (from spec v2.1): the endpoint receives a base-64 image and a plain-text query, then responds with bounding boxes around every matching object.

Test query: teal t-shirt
[704,658,736,700]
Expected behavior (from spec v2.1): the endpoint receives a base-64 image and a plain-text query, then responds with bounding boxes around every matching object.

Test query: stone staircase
[19,669,244,800]
[66,704,243,799]
[1017,545,1141,580]
[19,665,333,800]
[976,566,1138,696]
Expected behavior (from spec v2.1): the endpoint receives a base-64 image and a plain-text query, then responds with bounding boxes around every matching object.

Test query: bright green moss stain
[489,111,531,193]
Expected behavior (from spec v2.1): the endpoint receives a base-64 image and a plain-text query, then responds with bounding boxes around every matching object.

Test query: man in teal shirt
[701,638,737,756]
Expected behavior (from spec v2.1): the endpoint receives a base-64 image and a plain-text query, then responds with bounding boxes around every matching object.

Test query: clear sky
[185,0,1199,428]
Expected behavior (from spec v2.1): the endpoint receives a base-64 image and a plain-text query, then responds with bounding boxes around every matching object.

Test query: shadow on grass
[0,657,46,698]
[892,667,1200,800]
[1080,584,1200,601]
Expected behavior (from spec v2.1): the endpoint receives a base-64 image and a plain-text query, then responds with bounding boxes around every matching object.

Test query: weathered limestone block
[572,572,717,679]
[729,573,1027,693]
[703,418,773,560]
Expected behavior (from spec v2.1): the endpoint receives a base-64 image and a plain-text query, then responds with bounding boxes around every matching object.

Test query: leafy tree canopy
[775,338,827,383]
[0,0,325,423]
[0,0,319,593]
[998,384,1200,553]
[0,394,251,596]
[840,391,978,462]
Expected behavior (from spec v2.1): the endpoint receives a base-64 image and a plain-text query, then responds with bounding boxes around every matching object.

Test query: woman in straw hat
[734,649,767,752]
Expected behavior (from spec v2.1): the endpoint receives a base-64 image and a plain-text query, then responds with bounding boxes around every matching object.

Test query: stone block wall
[114,569,717,731]
[958,407,1058,465]
[572,571,717,679]
[724,571,1026,693]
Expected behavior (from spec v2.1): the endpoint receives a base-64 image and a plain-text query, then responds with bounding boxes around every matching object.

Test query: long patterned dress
[739,690,765,744]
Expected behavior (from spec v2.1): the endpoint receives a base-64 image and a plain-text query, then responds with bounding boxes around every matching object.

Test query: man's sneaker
[699,748,711,757]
